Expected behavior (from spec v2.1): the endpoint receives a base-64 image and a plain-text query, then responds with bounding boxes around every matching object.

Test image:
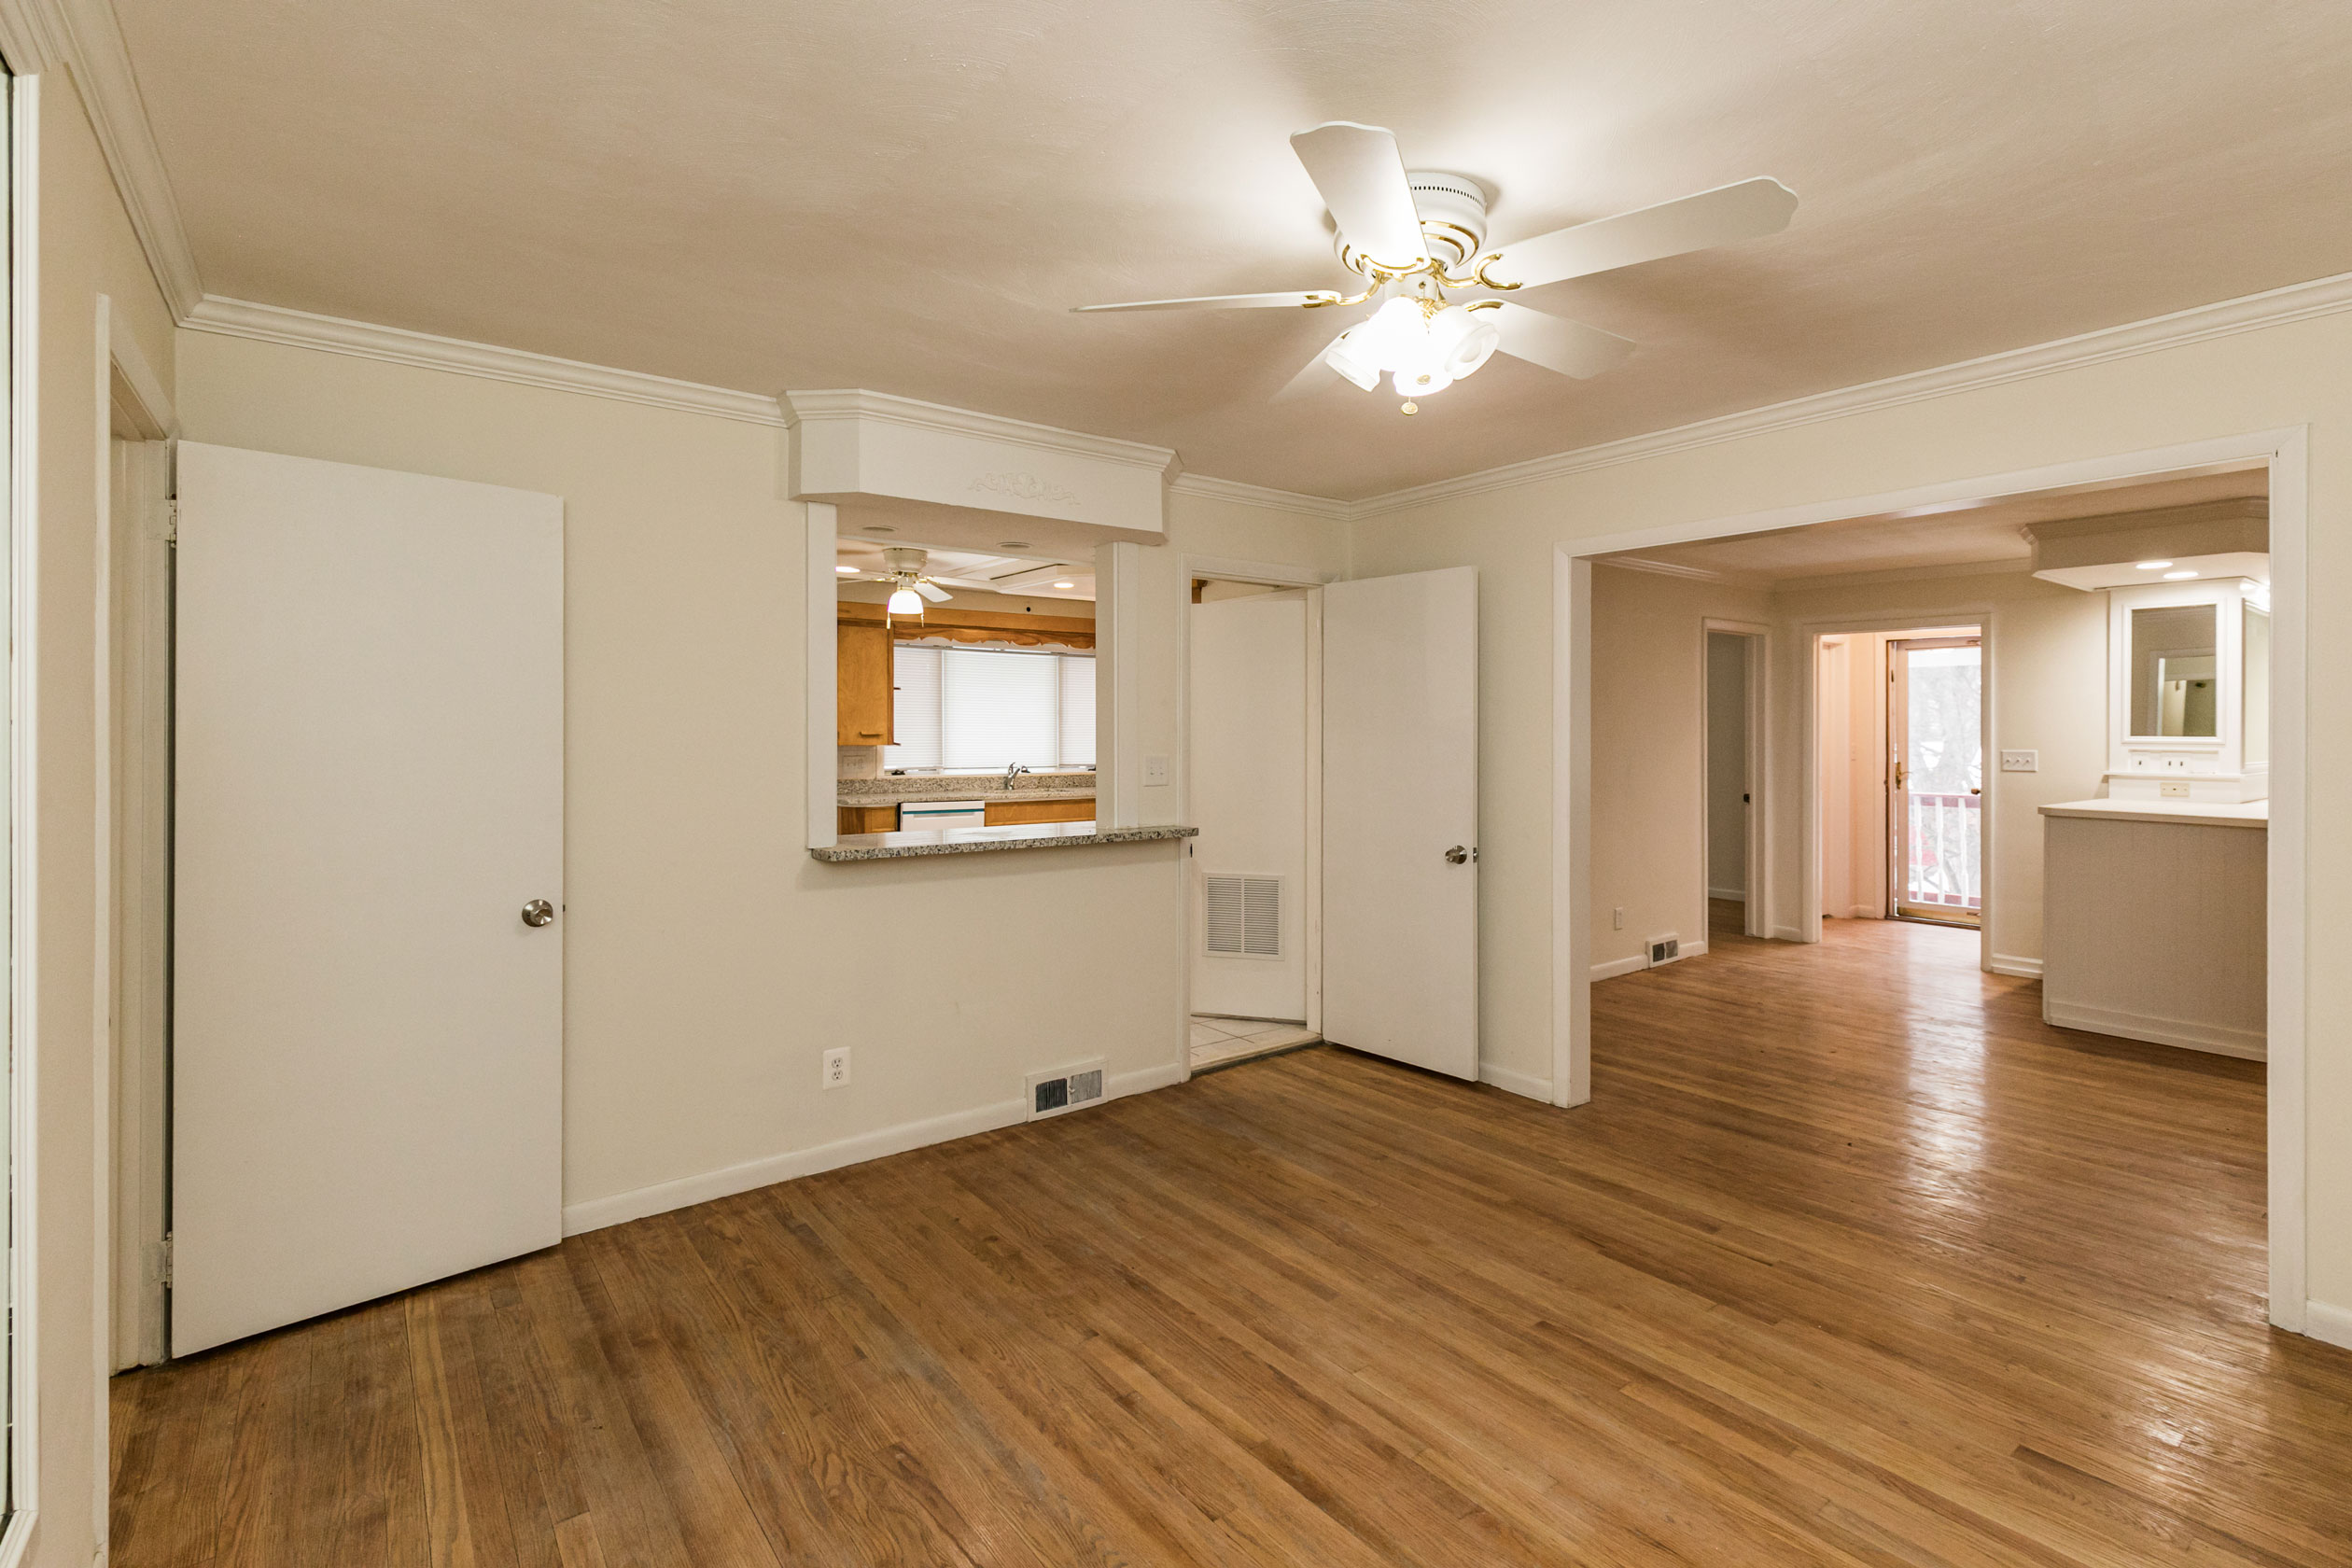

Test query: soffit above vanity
[2026,498,2268,591]
[784,389,1178,554]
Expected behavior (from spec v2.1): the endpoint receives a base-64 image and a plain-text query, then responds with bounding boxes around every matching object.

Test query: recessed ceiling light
[2163,569,2199,580]
[999,539,1030,550]
[833,565,858,574]
[2135,560,2173,569]
[1052,580,1075,590]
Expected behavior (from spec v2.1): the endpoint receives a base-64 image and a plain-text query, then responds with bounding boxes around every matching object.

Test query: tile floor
[1188,1015,1320,1071]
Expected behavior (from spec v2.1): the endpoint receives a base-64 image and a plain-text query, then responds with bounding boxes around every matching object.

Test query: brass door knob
[521,900,556,928]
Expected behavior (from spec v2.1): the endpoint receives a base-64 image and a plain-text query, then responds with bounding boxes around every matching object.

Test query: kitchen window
[885,645,1096,771]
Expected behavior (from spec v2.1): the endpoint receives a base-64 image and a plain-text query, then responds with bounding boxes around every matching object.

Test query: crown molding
[1167,470,1352,521]
[1597,555,1741,584]
[1351,268,2352,521]
[782,388,1176,477]
[185,296,790,426]
[0,0,203,317]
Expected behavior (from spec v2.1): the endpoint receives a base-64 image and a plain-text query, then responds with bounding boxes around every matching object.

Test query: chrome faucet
[1003,762,1030,787]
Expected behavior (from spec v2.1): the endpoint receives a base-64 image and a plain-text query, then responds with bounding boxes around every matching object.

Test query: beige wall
[1350,308,2352,1319]
[1588,567,1768,970]
[19,69,180,1568]
[171,329,1349,1226]
[1772,573,2107,969]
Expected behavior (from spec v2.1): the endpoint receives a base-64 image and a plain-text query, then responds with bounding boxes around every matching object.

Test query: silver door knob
[1445,845,1469,864]
[521,900,556,928]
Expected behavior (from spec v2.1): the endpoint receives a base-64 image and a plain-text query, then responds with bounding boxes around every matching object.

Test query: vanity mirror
[2104,577,2267,802]
[2128,603,2218,738]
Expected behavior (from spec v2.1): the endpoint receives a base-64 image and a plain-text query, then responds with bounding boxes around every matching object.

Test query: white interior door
[172,441,564,1356]
[1188,593,1309,1021]
[1322,567,1478,1078]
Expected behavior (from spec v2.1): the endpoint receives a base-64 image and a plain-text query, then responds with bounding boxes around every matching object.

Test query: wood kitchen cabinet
[837,804,900,834]
[836,623,895,746]
[984,797,1095,826]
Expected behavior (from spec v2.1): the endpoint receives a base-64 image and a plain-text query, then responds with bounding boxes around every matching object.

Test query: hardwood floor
[110,906,2352,1566]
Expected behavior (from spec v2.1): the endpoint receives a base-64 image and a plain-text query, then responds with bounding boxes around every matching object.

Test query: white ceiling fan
[1076,122,1797,413]
[841,547,985,614]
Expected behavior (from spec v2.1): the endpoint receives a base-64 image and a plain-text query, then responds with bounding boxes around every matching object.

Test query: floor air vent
[1204,874,1282,959]
[1027,1059,1107,1121]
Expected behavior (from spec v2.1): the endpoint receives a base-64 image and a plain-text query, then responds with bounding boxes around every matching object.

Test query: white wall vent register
[1026,1059,1108,1121]
[1647,935,1683,967]
[1203,875,1282,959]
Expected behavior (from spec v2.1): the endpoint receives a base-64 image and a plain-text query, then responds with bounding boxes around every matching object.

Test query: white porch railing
[1905,791,1982,912]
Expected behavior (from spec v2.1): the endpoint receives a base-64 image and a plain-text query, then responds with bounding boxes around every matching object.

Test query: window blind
[883,645,1094,771]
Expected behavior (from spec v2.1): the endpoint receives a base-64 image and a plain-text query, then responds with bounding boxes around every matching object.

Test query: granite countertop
[837,772,1099,808]
[811,822,1196,861]
[2039,797,2269,830]
[837,786,1099,807]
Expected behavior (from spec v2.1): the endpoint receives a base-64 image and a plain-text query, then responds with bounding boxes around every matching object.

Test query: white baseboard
[1989,954,2044,979]
[1770,924,1804,941]
[2042,1000,2265,1061]
[561,1059,1184,1236]
[1706,888,1746,902]
[1478,1061,1551,1101]
[1590,938,1711,982]
[2304,1298,2352,1351]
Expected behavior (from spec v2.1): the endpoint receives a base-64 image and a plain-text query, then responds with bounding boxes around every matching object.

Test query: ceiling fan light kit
[1076,120,1797,417]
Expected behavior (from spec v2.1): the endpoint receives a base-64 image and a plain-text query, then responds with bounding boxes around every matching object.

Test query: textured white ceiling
[115,0,2352,498]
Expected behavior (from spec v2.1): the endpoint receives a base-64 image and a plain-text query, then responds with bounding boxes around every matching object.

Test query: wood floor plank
[110,905,2352,1565]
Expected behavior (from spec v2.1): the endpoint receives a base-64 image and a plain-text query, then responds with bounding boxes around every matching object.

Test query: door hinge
[158,1233,173,1288]
[164,499,178,545]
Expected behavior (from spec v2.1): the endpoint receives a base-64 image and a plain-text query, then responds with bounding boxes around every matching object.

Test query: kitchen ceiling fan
[1075,121,1798,413]
[842,547,978,615]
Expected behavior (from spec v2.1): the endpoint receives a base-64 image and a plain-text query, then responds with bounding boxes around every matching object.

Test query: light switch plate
[1999,749,2038,772]
[1143,754,1169,786]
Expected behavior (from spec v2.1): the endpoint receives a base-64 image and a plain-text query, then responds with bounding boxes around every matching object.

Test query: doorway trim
[1553,427,2309,1337]
[97,294,176,1392]
[1793,611,1995,970]
[1699,619,1769,941]
[1175,554,1337,1081]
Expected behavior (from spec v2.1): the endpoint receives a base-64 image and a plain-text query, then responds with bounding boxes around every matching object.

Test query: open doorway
[1564,441,2303,1337]
[1816,625,1985,931]
[1186,575,1320,1071]
[1702,623,1767,940]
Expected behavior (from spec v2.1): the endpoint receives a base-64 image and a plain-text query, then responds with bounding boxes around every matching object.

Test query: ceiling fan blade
[1485,177,1798,290]
[1289,121,1430,268]
[914,581,953,602]
[1491,302,1637,380]
[1271,335,1348,402]
[1073,288,1340,314]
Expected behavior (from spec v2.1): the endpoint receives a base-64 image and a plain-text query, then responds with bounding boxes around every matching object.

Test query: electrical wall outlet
[2159,780,2191,799]
[1143,754,1170,786]
[1612,906,1625,931]
[2000,749,2038,772]
[822,1046,851,1089]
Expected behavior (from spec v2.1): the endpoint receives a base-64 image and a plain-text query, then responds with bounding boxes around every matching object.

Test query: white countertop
[2039,797,2269,829]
